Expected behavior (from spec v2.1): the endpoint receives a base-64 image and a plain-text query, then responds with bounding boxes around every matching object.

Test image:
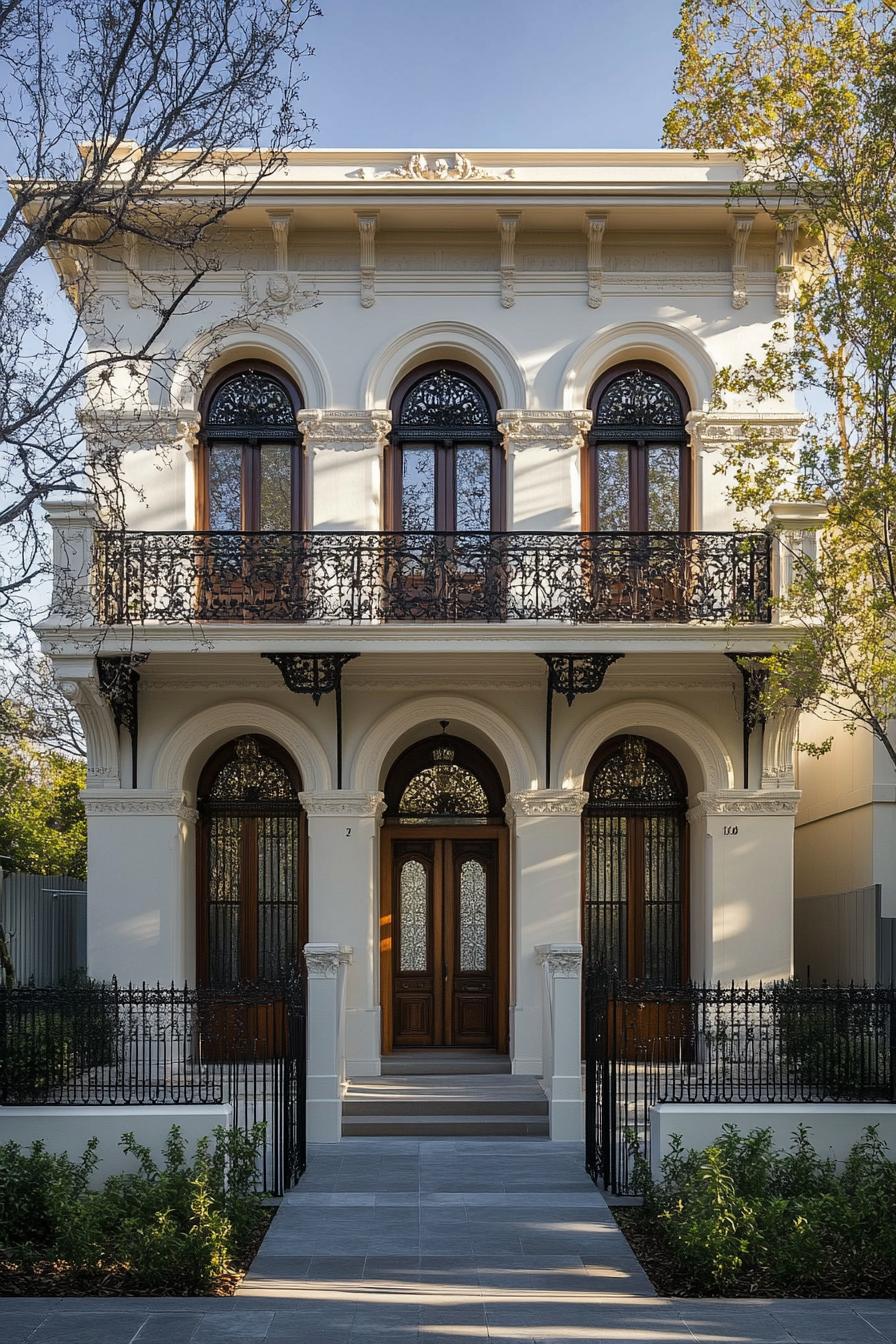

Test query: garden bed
[0,1124,273,1296]
[612,1124,896,1298]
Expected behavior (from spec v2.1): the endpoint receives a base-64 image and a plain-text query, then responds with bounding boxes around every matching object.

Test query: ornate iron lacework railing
[94,529,772,625]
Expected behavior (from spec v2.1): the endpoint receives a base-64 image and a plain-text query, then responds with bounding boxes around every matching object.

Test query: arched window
[384,730,505,823]
[197,735,305,984]
[198,362,303,531]
[583,735,687,985]
[586,363,690,532]
[388,362,503,532]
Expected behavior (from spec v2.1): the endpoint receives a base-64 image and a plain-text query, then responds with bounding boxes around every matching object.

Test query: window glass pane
[259,443,293,531]
[455,446,492,530]
[401,448,435,531]
[596,447,630,530]
[459,859,488,972]
[399,859,428,971]
[208,445,242,530]
[647,446,681,531]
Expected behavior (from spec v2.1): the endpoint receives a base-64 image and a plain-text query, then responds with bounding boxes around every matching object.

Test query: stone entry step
[381,1049,512,1075]
[342,1070,548,1137]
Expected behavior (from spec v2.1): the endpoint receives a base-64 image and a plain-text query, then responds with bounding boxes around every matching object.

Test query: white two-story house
[39,148,822,1139]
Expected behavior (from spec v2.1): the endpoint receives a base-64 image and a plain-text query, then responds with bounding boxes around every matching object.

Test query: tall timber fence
[0,978,307,1194]
[0,873,87,985]
[584,973,896,1195]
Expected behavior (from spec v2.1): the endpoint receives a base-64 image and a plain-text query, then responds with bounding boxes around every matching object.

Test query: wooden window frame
[386,360,505,532]
[583,361,692,533]
[195,734,308,987]
[196,360,305,531]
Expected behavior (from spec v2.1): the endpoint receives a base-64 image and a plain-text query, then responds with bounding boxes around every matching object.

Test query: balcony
[94,529,772,626]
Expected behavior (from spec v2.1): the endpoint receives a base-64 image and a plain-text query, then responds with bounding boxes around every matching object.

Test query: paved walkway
[3,1140,895,1343]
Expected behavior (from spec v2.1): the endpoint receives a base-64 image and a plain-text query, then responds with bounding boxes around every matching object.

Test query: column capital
[81,788,197,822]
[497,409,592,454]
[304,942,353,979]
[505,789,588,819]
[300,790,385,820]
[297,408,392,451]
[687,410,805,454]
[688,788,801,820]
[536,943,583,977]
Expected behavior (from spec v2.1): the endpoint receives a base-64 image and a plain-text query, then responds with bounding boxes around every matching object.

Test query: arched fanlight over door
[197,735,305,985]
[199,362,303,531]
[583,734,688,986]
[587,363,690,532]
[388,363,503,532]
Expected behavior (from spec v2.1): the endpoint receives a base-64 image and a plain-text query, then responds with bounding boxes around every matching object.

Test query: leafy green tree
[0,706,86,877]
[666,0,896,770]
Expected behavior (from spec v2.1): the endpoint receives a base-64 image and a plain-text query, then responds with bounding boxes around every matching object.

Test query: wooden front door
[383,829,508,1051]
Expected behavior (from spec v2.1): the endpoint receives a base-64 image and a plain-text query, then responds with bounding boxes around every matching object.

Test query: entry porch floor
[4,1140,896,1343]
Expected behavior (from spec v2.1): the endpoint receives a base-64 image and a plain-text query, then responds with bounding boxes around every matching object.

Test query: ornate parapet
[497,409,592,456]
[505,789,588,819]
[297,408,392,453]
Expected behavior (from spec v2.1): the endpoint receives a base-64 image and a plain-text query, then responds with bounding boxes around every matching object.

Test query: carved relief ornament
[536,944,583,978]
[497,410,592,454]
[505,789,589,818]
[298,791,385,820]
[687,789,800,819]
[687,411,804,455]
[366,153,516,183]
[297,409,392,451]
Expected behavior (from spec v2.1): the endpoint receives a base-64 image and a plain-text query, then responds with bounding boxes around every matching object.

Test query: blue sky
[304,0,682,149]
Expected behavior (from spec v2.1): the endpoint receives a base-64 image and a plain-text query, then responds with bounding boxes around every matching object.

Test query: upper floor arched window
[198,362,303,531]
[387,362,503,532]
[586,363,690,532]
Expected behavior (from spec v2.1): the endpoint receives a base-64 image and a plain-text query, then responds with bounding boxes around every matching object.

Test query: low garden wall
[649,1101,896,1179]
[1,1104,232,1187]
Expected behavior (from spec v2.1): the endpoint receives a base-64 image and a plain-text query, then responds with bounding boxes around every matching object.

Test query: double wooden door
[383,829,508,1051]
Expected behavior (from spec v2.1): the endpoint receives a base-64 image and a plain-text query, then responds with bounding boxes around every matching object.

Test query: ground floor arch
[379,728,510,1054]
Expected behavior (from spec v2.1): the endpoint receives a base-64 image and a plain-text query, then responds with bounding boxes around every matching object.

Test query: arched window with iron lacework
[198,361,303,531]
[384,733,504,823]
[586,362,690,532]
[388,362,503,532]
[583,735,687,986]
[197,735,305,985]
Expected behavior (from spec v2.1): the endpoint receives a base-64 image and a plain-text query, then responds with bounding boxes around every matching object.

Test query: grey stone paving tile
[677,1305,798,1342]
[0,1313,49,1344]
[765,1308,889,1343]
[32,1313,150,1344]
[130,1315,207,1344]
[190,1310,273,1339]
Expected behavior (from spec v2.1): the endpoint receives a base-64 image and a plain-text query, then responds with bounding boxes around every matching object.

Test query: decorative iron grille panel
[459,859,488,972]
[95,529,773,625]
[588,736,683,813]
[398,368,492,429]
[399,859,428,972]
[595,369,683,431]
[206,370,296,436]
[398,764,490,819]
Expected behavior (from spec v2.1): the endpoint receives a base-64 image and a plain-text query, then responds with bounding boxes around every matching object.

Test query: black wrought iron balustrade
[95,529,772,625]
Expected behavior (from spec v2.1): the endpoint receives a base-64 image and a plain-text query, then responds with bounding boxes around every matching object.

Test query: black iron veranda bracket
[96,654,149,789]
[262,653,360,789]
[537,654,624,789]
[724,652,771,789]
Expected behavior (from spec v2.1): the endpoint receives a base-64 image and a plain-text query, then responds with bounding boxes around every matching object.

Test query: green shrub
[620,1124,896,1297]
[0,1123,270,1295]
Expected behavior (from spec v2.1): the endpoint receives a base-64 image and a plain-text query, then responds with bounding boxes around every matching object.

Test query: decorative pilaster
[298,409,391,532]
[497,409,592,531]
[304,942,353,1140]
[536,943,584,1141]
[775,215,799,313]
[297,409,392,452]
[496,409,592,456]
[730,211,755,309]
[123,235,142,309]
[355,212,378,308]
[42,495,100,626]
[498,211,520,308]
[584,212,607,308]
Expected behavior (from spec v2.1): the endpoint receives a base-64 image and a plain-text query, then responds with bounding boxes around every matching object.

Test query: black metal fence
[0,979,306,1195]
[584,975,896,1195]
[95,528,772,625]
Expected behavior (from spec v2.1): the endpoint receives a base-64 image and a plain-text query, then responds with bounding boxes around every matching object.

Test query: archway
[380,727,509,1054]
[196,734,307,986]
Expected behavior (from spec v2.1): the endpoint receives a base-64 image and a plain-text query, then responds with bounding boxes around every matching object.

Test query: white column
[298,409,391,532]
[498,411,592,532]
[42,495,99,625]
[505,789,588,1075]
[304,943,353,1142]
[82,790,197,984]
[300,791,385,1077]
[536,943,584,1141]
[690,789,801,983]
